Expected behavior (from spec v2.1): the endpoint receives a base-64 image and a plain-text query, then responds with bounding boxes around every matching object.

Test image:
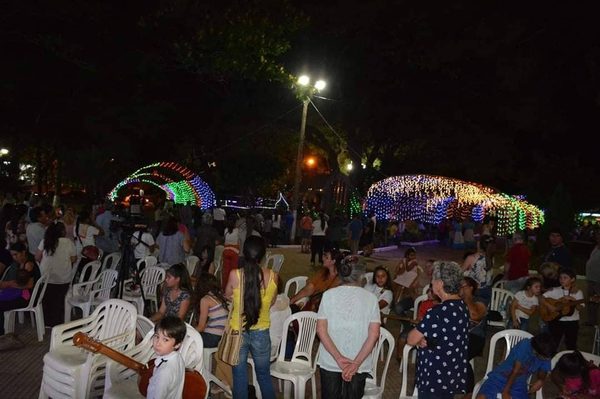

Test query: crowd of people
[3,190,600,398]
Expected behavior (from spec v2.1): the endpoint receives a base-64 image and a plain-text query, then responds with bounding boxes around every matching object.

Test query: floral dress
[163,288,191,318]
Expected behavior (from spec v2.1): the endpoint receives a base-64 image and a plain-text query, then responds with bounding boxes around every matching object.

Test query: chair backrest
[102,252,121,271]
[276,311,318,368]
[140,266,166,297]
[136,315,155,337]
[29,273,49,308]
[488,288,514,328]
[105,330,155,391]
[266,254,284,273]
[185,255,200,276]
[492,279,505,289]
[284,276,308,298]
[137,255,158,271]
[400,344,418,397]
[367,327,395,390]
[363,272,374,286]
[77,260,103,285]
[421,283,431,296]
[179,323,204,372]
[413,294,428,320]
[485,329,533,374]
[92,269,118,301]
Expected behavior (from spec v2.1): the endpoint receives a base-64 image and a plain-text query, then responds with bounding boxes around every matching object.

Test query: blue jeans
[232,329,275,399]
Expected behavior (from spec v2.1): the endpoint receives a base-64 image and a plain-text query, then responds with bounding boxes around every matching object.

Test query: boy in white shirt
[147,316,186,399]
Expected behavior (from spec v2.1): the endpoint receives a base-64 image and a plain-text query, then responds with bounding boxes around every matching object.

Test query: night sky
[1,1,599,210]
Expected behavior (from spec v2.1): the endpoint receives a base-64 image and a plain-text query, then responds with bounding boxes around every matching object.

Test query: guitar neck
[73,332,147,373]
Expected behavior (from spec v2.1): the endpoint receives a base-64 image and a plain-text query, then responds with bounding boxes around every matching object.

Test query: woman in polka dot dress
[408,260,470,399]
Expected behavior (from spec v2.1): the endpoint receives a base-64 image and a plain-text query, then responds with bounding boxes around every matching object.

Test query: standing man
[26,205,51,256]
[586,230,600,326]
[348,214,363,255]
[544,228,572,269]
[504,232,531,293]
[212,205,226,236]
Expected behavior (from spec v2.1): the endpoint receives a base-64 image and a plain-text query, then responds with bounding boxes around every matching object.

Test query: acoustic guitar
[539,295,600,322]
[73,332,207,399]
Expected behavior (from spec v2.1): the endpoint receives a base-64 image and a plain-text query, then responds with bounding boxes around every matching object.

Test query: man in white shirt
[26,205,50,256]
[131,229,156,261]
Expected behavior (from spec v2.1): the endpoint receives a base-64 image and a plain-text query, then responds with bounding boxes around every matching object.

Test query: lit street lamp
[290,75,327,243]
[0,148,9,156]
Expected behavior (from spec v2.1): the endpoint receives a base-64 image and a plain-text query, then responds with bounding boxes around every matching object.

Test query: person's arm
[35,249,43,263]
[550,368,567,395]
[528,370,547,394]
[342,322,380,381]
[177,296,191,321]
[470,302,487,322]
[462,255,474,271]
[151,298,167,322]
[517,304,538,317]
[407,327,427,348]
[501,361,522,399]
[510,298,520,327]
[316,319,354,371]
[224,269,238,300]
[196,298,211,332]
[290,281,316,305]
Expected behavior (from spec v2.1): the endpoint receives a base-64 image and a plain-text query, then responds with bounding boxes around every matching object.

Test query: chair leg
[18,312,24,324]
[311,376,316,399]
[4,311,15,334]
[296,378,306,399]
[283,380,292,399]
[81,304,91,318]
[64,300,72,323]
[35,308,45,341]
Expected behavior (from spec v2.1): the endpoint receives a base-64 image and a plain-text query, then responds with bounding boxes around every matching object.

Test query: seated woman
[551,350,600,398]
[391,248,420,315]
[0,242,40,335]
[460,276,488,395]
[363,266,394,317]
[151,263,192,323]
[194,273,228,348]
[290,247,341,312]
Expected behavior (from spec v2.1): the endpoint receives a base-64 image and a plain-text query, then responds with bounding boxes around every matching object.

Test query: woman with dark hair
[459,276,488,395]
[155,217,191,266]
[317,255,381,398]
[290,247,341,311]
[225,235,277,399]
[36,222,77,326]
[0,242,40,335]
[73,209,102,259]
[222,215,241,289]
[196,244,215,276]
[194,273,228,348]
[310,211,328,266]
[151,263,192,322]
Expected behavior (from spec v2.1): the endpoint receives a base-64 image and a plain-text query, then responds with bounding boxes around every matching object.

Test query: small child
[147,316,187,399]
[477,332,557,399]
[364,266,394,316]
[510,277,542,332]
[551,350,600,398]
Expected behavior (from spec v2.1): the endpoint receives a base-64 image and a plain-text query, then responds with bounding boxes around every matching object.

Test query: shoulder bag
[217,270,244,365]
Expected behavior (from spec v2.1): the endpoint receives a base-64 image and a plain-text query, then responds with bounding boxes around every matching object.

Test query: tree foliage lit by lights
[365,175,544,235]
[108,162,215,209]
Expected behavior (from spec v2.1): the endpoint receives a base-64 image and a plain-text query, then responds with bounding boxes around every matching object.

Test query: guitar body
[138,359,207,399]
[540,297,586,322]
[73,332,207,399]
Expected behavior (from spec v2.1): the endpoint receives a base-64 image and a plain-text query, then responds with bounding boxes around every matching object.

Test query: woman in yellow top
[225,235,277,399]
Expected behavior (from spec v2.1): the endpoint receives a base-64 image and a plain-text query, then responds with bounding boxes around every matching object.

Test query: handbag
[217,270,244,365]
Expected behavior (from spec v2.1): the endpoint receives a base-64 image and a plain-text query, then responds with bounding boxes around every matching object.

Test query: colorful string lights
[365,175,544,235]
[107,162,215,209]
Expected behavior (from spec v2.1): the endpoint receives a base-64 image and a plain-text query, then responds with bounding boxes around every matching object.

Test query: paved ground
[1,242,594,398]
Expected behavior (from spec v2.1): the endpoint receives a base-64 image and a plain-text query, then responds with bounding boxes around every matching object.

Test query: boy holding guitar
[541,268,584,350]
[147,316,186,399]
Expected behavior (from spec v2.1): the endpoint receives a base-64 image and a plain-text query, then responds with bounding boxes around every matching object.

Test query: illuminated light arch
[108,162,215,209]
[365,175,544,235]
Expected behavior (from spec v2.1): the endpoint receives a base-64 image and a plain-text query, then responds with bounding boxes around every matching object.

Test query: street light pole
[290,99,309,243]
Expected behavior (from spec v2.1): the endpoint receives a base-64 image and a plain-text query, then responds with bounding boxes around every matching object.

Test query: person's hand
[335,355,353,371]
[512,318,520,328]
[417,337,428,348]
[501,391,511,399]
[341,362,359,381]
[528,379,544,393]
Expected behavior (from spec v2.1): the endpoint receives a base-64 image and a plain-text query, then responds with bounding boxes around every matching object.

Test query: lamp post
[290,75,326,243]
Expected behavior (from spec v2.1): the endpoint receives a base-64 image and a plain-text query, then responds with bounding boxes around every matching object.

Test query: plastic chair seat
[363,382,383,398]
[270,360,313,376]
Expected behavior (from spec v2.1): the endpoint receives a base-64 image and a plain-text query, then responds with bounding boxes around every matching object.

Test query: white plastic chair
[364,272,374,286]
[488,288,515,328]
[185,255,200,276]
[399,344,418,398]
[284,276,308,298]
[136,255,158,272]
[122,266,166,315]
[363,327,395,399]
[65,269,118,322]
[102,252,121,271]
[472,329,533,397]
[136,315,154,338]
[421,283,431,295]
[203,347,232,396]
[4,273,49,341]
[213,256,223,285]
[270,311,319,399]
[104,323,206,398]
[39,299,137,399]
[266,254,285,273]
[64,260,103,319]
[492,279,505,289]
[536,350,600,399]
